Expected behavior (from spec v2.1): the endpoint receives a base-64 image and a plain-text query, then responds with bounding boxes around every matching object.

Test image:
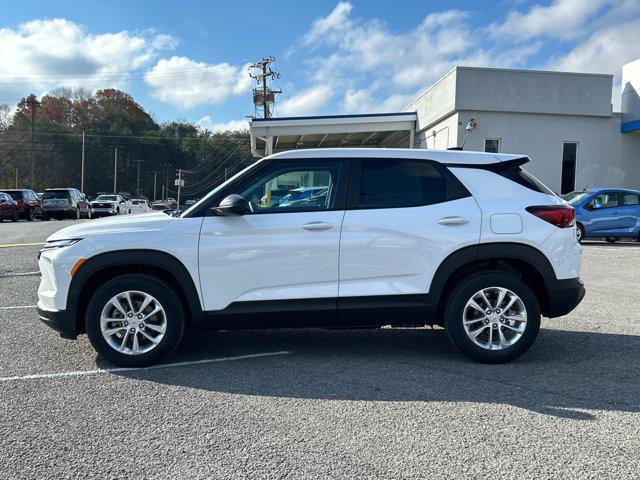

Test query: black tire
[444,270,541,363]
[11,209,18,222]
[42,214,50,221]
[25,208,35,221]
[576,223,585,243]
[605,236,619,243]
[85,274,186,367]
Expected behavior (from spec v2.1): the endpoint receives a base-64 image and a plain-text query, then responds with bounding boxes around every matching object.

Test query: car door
[619,192,640,234]
[0,193,10,217]
[338,159,481,301]
[583,191,620,235]
[198,158,348,312]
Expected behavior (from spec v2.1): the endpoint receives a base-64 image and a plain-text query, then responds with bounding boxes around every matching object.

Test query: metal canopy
[249,112,417,157]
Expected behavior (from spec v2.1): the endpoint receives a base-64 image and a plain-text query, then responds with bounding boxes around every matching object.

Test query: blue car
[562,189,640,243]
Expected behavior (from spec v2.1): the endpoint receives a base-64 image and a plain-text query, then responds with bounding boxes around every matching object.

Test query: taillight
[525,205,575,228]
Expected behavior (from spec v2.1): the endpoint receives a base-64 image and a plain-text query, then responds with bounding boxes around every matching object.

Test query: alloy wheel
[100,291,167,356]
[462,286,527,350]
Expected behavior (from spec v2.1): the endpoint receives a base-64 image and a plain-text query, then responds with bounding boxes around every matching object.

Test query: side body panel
[338,196,482,297]
[451,167,582,280]
[198,210,345,311]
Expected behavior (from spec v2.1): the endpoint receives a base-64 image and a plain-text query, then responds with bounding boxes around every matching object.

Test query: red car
[0,189,42,221]
[0,192,19,222]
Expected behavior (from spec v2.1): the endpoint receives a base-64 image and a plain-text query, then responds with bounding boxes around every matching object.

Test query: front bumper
[37,302,77,339]
[91,207,117,216]
[543,277,586,318]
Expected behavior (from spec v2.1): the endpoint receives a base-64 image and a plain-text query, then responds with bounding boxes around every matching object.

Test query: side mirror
[214,194,249,216]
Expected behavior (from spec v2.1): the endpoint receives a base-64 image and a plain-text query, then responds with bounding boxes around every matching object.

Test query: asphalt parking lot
[1,219,639,479]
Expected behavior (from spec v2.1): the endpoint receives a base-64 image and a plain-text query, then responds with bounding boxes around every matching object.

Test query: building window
[561,142,578,194]
[484,138,500,153]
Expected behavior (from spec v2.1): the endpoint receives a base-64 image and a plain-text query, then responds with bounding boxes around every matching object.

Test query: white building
[250,60,640,194]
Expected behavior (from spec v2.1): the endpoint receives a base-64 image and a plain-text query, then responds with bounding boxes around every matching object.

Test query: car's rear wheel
[444,271,541,363]
[11,209,18,222]
[605,236,619,243]
[25,208,35,221]
[576,223,585,243]
[85,274,186,367]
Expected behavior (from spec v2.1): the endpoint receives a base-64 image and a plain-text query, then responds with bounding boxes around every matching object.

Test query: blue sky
[1,0,639,130]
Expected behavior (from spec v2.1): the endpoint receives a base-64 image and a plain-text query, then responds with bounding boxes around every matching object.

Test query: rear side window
[358,160,465,209]
[493,162,556,196]
[622,193,640,206]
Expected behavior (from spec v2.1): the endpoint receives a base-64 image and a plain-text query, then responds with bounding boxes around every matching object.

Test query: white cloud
[490,0,611,40]
[287,2,538,116]
[0,18,176,100]
[145,56,251,109]
[278,84,334,116]
[197,116,248,132]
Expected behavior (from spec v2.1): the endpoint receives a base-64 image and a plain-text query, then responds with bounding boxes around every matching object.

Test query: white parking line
[0,271,40,278]
[0,351,291,383]
[0,305,37,311]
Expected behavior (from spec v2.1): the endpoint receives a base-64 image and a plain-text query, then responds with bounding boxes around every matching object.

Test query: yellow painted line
[0,242,45,248]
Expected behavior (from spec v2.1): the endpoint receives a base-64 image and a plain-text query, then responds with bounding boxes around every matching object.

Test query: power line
[5,130,250,142]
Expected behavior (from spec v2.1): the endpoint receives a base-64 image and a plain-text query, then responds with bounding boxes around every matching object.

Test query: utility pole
[15,167,18,188]
[250,57,282,119]
[136,160,142,197]
[152,171,159,201]
[26,95,40,189]
[113,147,118,193]
[81,130,85,193]
[161,184,165,202]
[175,169,183,210]
[165,163,170,200]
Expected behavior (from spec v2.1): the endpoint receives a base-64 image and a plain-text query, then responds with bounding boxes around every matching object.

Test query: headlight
[40,238,83,252]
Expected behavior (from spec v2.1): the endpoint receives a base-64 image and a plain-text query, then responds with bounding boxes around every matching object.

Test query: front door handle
[302,222,333,231]
[437,216,469,226]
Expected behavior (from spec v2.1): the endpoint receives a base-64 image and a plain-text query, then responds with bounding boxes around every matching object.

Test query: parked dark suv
[41,188,91,220]
[0,189,42,221]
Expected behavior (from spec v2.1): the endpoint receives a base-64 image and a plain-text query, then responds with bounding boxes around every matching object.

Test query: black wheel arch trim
[68,249,204,336]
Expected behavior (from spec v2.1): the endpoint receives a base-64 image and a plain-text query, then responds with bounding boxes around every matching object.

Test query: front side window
[358,160,452,209]
[238,162,341,213]
[589,192,619,209]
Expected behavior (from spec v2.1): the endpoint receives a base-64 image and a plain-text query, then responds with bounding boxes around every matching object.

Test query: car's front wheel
[85,274,186,367]
[444,271,541,363]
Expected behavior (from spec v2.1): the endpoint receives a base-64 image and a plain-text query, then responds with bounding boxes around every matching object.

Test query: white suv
[37,149,584,367]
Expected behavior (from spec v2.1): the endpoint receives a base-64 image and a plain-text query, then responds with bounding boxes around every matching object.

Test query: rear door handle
[437,216,469,226]
[302,222,333,231]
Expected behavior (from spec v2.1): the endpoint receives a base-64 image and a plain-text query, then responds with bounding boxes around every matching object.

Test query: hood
[47,212,172,241]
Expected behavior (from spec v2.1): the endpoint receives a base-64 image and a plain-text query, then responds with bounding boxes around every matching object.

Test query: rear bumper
[543,277,585,318]
[37,302,77,339]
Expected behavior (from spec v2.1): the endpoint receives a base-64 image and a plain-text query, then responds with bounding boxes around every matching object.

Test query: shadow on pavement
[109,324,640,421]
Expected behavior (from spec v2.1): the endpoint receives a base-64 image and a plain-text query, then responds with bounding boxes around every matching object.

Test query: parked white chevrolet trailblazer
[37,149,584,367]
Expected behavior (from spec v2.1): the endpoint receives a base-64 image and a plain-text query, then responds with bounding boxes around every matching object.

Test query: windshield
[180,160,261,217]
[1,191,23,200]
[96,195,118,201]
[151,204,166,210]
[42,190,69,199]
[561,191,593,205]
